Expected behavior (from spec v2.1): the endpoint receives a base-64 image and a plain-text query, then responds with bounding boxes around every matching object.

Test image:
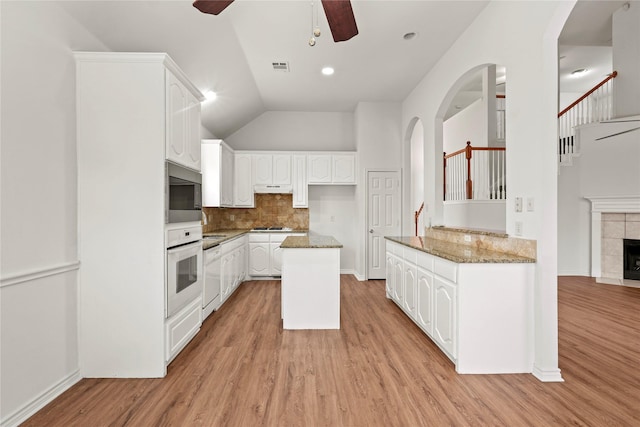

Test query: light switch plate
[515,197,523,213]
[527,197,535,212]
[515,221,523,236]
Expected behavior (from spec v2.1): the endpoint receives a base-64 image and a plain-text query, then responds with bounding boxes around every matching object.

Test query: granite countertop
[385,236,536,264]
[280,235,343,249]
[203,229,309,250]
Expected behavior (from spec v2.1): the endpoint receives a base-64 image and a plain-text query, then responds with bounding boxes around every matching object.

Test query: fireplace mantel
[585,195,640,279]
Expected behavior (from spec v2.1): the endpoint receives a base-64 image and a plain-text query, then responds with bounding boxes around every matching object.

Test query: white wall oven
[166,225,203,318]
[166,161,202,224]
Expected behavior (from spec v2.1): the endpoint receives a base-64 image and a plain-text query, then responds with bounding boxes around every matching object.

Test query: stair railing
[558,71,617,162]
[443,141,506,201]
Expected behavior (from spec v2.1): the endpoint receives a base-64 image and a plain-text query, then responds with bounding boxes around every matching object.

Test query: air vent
[272,62,290,72]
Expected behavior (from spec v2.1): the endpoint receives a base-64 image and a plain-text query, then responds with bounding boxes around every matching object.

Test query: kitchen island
[280,235,343,330]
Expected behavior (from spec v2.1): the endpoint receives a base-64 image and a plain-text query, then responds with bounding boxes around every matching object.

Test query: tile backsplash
[203,194,309,232]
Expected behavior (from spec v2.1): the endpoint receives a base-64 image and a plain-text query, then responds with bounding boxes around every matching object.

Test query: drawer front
[249,233,270,243]
[417,251,434,272]
[165,297,202,363]
[434,258,458,283]
[403,246,418,266]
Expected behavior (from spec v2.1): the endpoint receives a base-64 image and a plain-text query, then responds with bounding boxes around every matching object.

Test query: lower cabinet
[165,296,202,363]
[220,235,247,305]
[385,239,534,374]
[249,232,306,277]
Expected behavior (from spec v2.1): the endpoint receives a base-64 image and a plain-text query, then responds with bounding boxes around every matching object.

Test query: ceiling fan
[192,0,359,42]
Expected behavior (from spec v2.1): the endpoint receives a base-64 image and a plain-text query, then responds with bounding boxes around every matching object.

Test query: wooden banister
[443,141,506,201]
[558,71,617,118]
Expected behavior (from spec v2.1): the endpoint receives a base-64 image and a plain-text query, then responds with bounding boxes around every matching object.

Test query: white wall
[0,2,109,424]
[443,98,486,153]
[308,186,357,272]
[613,2,640,117]
[443,201,506,231]
[224,111,355,151]
[401,0,576,381]
[354,102,403,278]
[410,120,425,234]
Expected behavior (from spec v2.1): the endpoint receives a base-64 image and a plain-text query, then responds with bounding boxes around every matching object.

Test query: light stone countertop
[203,229,309,250]
[386,236,536,264]
[280,235,343,249]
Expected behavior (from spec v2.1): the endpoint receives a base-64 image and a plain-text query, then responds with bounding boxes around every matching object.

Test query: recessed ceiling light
[322,67,334,76]
[204,90,217,101]
[403,32,418,40]
[571,68,588,76]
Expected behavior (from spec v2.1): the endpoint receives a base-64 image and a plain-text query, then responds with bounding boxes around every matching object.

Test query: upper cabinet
[166,71,202,171]
[234,153,254,207]
[253,154,291,185]
[202,140,233,207]
[292,154,308,208]
[307,152,357,185]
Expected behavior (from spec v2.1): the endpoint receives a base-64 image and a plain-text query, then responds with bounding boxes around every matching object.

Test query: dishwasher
[203,246,221,320]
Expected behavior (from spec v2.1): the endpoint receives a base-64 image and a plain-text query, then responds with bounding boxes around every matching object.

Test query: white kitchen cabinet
[332,154,356,183]
[166,71,201,171]
[202,139,233,207]
[220,235,247,305]
[385,238,534,374]
[307,152,357,185]
[403,261,417,320]
[416,266,434,336]
[165,296,202,364]
[76,52,203,377]
[307,155,332,183]
[234,153,254,207]
[249,243,270,275]
[292,154,308,208]
[253,154,291,185]
[433,276,456,359]
[249,232,306,277]
[203,246,221,320]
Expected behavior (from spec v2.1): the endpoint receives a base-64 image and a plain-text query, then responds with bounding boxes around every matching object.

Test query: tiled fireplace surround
[586,196,640,286]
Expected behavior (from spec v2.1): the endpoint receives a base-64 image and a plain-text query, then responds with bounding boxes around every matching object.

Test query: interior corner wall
[400,0,576,381]
[0,2,109,424]
[224,110,355,151]
[354,102,402,279]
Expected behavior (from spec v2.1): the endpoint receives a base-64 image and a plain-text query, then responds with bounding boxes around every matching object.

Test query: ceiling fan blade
[193,0,235,15]
[321,0,359,42]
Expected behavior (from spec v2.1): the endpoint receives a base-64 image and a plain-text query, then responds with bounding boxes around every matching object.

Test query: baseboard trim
[340,270,365,281]
[532,365,564,382]
[1,370,82,427]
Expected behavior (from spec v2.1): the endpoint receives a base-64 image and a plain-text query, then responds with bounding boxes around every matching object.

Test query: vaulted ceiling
[59,0,489,138]
[58,1,628,138]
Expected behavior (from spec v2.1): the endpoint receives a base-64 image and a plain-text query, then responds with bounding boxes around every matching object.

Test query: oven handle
[167,240,203,253]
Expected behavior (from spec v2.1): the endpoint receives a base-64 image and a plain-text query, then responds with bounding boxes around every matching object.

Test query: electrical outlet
[464,234,471,242]
[515,221,523,236]
[515,197,523,213]
[229,214,235,221]
[330,215,335,222]
[527,197,535,212]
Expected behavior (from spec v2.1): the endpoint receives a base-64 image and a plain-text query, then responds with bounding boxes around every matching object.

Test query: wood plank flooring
[23,275,640,426]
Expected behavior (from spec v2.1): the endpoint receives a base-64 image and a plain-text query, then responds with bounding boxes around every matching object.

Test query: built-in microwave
[166,162,202,224]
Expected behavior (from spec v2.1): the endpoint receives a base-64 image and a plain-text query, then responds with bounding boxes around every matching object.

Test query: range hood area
[254,184,293,194]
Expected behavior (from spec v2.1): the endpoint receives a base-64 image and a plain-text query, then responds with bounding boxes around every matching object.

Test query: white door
[367,170,401,279]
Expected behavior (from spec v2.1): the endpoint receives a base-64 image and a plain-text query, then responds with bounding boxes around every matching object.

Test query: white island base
[281,245,341,330]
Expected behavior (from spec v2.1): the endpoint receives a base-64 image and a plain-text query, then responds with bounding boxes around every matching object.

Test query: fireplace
[624,239,640,281]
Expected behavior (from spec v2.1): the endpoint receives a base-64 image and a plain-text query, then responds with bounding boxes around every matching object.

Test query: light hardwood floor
[24,275,640,426]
